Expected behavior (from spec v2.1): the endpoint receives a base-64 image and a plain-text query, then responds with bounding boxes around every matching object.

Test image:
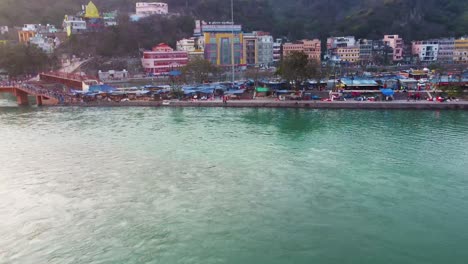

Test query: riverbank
[58,100,468,110]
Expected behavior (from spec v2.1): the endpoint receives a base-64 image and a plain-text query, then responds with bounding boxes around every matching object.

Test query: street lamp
[231,0,235,84]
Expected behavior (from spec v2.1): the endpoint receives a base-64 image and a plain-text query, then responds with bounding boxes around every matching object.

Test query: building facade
[177,38,197,52]
[141,43,189,75]
[383,35,404,61]
[273,38,283,63]
[63,15,87,36]
[412,40,439,62]
[358,39,373,63]
[243,33,257,66]
[283,39,321,62]
[256,33,274,67]
[336,47,360,63]
[453,37,468,64]
[199,22,245,67]
[0,26,8,35]
[136,2,169,16]
[435,38,455,63]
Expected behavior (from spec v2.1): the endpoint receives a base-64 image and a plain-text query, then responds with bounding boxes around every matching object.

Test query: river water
[0,106,467,264]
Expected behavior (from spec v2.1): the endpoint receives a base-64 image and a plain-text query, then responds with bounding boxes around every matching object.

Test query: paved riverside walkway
[61,100,468,110]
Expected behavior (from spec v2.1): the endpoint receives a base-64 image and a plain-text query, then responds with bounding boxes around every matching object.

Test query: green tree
[0,44,58,78]
[277,51,321,90]
[181,57,219,84]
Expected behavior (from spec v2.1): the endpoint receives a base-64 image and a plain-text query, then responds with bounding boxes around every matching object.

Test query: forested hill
[1,0,467,40]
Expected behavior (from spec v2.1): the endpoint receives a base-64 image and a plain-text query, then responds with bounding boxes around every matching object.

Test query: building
[283,39,321,62]
[435,38,455,63]
[383,35,404,62]
[103,11,118,27]
[63,15,87,36]
[200,22,245,67]
[243,33,257,66]
[136,2,169,17]
[18,30,36,43]
[336,47,360,63]
[83,1,104,32]
[176,37,204,61]
[141,43,189,75]
[412,40,439,62]
[256,33,274,67]
[453,37,468,64]
[0,26,8,35]
[327,36,356,50]
[177,38,197,52]
[29,34,61,53]
[273,38,283,62]
[98,70,129,81]
[326,36,356,62]
[358,39,373,63]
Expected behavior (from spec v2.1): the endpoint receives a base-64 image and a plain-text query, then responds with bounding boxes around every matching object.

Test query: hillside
[0,0,466,40]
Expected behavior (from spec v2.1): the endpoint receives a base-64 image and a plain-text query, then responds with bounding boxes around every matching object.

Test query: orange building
[18,31,36,43]
[283,39,321,62]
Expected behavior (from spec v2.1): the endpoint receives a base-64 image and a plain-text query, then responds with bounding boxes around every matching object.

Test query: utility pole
[231,0,235,84]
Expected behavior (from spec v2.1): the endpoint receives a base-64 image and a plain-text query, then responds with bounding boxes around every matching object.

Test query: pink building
[283,39,321,62]
[141,43,188,76]
[136,2,168,16]
[383,35,404,61]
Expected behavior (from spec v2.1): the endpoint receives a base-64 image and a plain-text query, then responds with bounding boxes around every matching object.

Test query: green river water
[0,105,467,264]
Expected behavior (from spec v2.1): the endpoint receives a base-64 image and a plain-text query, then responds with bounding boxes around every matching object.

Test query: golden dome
[84,1,100,19]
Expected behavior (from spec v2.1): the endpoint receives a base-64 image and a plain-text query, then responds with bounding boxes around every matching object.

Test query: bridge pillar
[36,96,43,106]
[15,89,29,106]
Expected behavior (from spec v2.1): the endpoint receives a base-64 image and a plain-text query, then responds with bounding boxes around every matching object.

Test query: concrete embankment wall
[60,101,468,110]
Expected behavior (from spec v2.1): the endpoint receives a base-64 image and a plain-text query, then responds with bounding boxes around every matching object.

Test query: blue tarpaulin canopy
[88,84,116,93]
[276,90,293,94]
[225,90,244,95]
[380,89,395,96]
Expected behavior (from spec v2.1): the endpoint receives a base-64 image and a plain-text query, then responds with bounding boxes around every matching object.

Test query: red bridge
[39,72,99,90]
[0,84,59,106]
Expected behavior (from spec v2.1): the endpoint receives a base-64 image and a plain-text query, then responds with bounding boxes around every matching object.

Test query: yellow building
[337,47,360,63]
[204,32,245,66]
[84,1,100,19]
[453,37,468,64]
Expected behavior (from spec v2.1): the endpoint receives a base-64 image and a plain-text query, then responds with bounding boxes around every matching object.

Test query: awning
[256,87,269,92]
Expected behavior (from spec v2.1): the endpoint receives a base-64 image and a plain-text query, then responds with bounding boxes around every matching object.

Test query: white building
[327,36,356,49]
[0,26,9,35]
[412,40,439,62]
[29,34,60,53]
[176,38,196,52]
[273,39,283,62]
[136,2,168,16]
[63,15,87,36]
[257,34,274,67]
[22,24,41,32]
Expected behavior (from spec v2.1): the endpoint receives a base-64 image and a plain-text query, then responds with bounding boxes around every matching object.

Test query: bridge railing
[41,72,99,82]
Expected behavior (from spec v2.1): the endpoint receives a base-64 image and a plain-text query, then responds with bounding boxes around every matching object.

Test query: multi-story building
[29,34,61,53]
[327,36,356,50]
[63,15,87,36]
[18,31,36,43]
[141,43,189,75]
[435,38,455,63]
[176,37,204,60]
[136,2,169,16]
[273,38,283,62]
[358,39,373,63]
[412,40,439,62]
[243,33,257,66]
[177,38,197,52]
[383,35,404,61]
[283,39,321,62]
[327,36,356,63]
[336,47,360,63]
[200,22,245,67]
[256,33,274,67]
[453,37,468,64]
